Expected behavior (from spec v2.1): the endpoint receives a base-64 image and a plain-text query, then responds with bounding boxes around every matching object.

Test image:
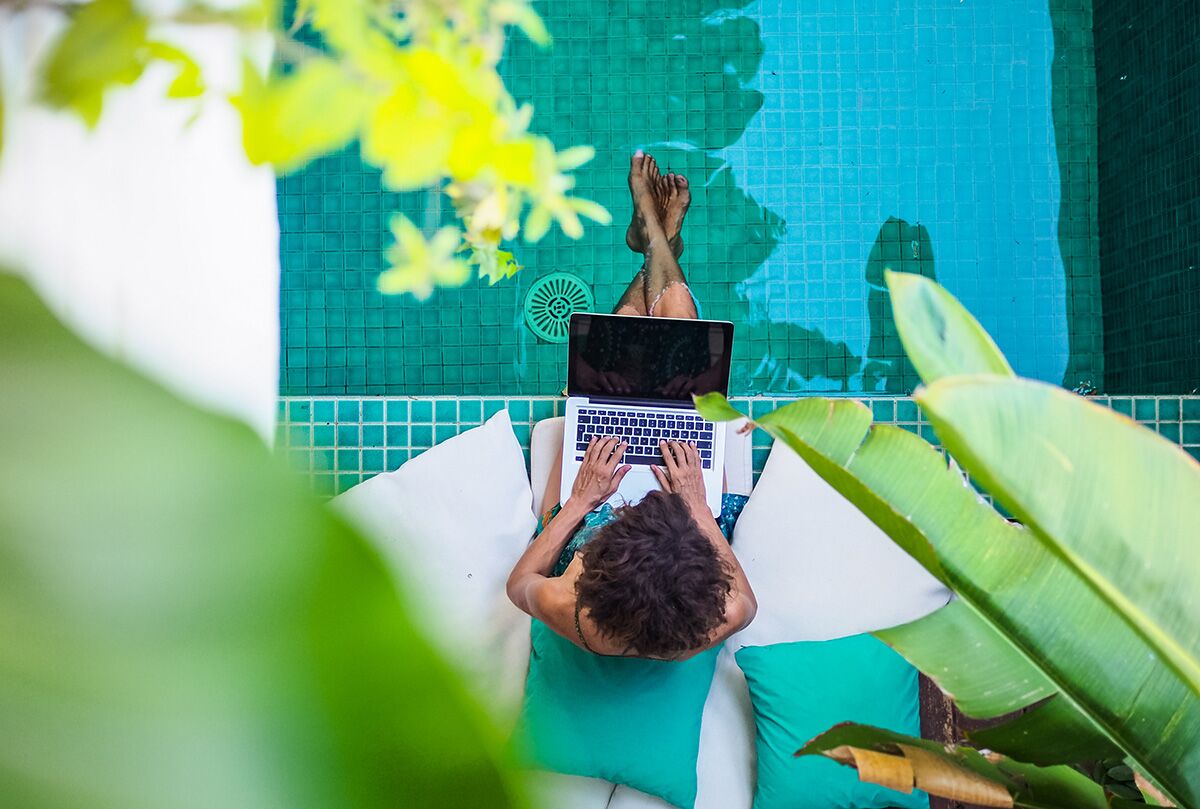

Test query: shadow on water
[862,218,938,395]
[1048,0,1103,390]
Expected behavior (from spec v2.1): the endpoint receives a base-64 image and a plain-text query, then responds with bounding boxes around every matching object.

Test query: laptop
[560,312,734,516]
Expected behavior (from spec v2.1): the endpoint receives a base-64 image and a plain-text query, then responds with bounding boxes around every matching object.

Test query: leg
[627,152,697,319]
[613,268,648,316]
[644,237,697,320]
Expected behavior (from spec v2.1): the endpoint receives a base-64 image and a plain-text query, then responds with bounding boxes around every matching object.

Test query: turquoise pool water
[277,0,1102,396]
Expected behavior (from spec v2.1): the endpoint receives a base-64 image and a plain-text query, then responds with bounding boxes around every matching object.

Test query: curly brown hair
[575,491,732,658]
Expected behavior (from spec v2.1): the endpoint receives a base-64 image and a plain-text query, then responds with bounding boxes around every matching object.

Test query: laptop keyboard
[575,407,716,470]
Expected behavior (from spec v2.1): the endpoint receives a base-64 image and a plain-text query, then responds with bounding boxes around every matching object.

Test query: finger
[670,441,688,469]
[651,465,671,491]
[585,435,603,464]
[687,441,700,467]
[601,436,619,461]
[607,441,629,470]
[659,439,679,474]
[613,464,633,488]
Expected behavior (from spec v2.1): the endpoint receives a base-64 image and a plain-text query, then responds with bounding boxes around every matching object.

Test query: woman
[505,151,757,660]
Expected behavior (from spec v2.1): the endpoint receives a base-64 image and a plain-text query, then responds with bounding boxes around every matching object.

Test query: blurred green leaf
[146,41,205,99]
[40,0,150,127]
[884,270,1013,385]
[232,57,373,173]
[693,392,747,424]
[0,271,527,809]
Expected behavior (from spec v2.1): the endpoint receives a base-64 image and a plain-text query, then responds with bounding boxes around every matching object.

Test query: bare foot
[626,153,685,257]
[627,150,669,251]
[662,173,690,248]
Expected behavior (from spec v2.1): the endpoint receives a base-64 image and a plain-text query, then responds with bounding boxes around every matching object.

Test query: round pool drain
[523,272,593,343]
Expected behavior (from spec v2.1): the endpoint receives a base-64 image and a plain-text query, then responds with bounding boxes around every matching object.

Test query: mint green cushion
[513,620,718,809]
[736,635,929,809]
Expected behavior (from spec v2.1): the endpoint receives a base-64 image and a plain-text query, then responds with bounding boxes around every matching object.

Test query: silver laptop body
[559,312,734,516]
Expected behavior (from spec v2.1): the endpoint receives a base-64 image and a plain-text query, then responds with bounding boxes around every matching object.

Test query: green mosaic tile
[1134,398,1157,422]
[386,399,409,421]
[460,399,483,424]
[362,400,384,422]
[435,399,458,422]
[281,396,1198,497]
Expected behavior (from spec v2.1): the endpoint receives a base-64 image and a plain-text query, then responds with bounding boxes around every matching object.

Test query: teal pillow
[513,620,718,809]
[736,635,929,809]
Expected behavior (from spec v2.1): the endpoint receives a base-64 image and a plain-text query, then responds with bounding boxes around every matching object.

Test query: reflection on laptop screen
[567,314,733,403]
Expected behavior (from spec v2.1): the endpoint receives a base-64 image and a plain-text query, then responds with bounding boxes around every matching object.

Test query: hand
[569,437,632,511]
[652,440,708,516]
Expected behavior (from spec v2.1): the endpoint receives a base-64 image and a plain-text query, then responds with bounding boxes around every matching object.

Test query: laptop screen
[567,313,733,403]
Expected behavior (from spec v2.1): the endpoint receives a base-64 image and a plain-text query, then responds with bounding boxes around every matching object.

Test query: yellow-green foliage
[33,0,607,298]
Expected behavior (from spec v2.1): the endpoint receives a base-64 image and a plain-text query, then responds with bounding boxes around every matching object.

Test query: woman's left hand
[569,437,632,511]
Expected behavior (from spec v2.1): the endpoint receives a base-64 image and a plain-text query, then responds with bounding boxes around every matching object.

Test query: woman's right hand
[568,437,632,512]
[652,440,708,517]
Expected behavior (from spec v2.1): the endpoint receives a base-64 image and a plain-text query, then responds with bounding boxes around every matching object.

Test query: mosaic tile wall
[277,0,1104,397]
[1094,0,1200,393]
[276,395,1200,497]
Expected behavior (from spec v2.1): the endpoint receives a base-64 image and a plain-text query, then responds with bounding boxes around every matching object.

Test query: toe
[631,149,645,173]
[676,174,689,190]
[647,156,659,181]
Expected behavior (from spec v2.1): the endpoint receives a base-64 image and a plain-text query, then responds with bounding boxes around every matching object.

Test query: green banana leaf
[796,722,1110,809]
[0,272,527,809]
[696,396,1199,802]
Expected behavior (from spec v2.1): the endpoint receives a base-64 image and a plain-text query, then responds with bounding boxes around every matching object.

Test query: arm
[507,437,632,620]
[652,441,758,651]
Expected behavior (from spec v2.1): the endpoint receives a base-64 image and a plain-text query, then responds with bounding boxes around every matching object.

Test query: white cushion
[608,646,756,809]
[730,440,952,648]
[530,417,755,516]
[333,411,536,726]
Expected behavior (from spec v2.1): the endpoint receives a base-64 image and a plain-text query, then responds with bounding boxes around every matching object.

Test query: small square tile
[871,399,896,422]
[386,399,409,421]
[313,425,335,446]
[411,425,433,446]
[1183,399,1200,421]
[386,425,409,446]
[435,424,458,443]
[1134,399,1157,422]
[362,449,385,472]
[532,399,556,422]
[1110,398,1132,416]
[1183,423,1200,446]
[484,398,506,418]
[508,400,531,422]
[1159,398,1181,422]
[1159,423,1181,443]
[337,400,360,422]
[288,400,312,422]
[337,449,359,470]
[435,400,458,422]
[314,401,335,423]
[362,425,384,446]
[460,399,483,423]
[412,400,433,422]
[896,400,919,422]
[337,425,359,445]
[362,400,384,422]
